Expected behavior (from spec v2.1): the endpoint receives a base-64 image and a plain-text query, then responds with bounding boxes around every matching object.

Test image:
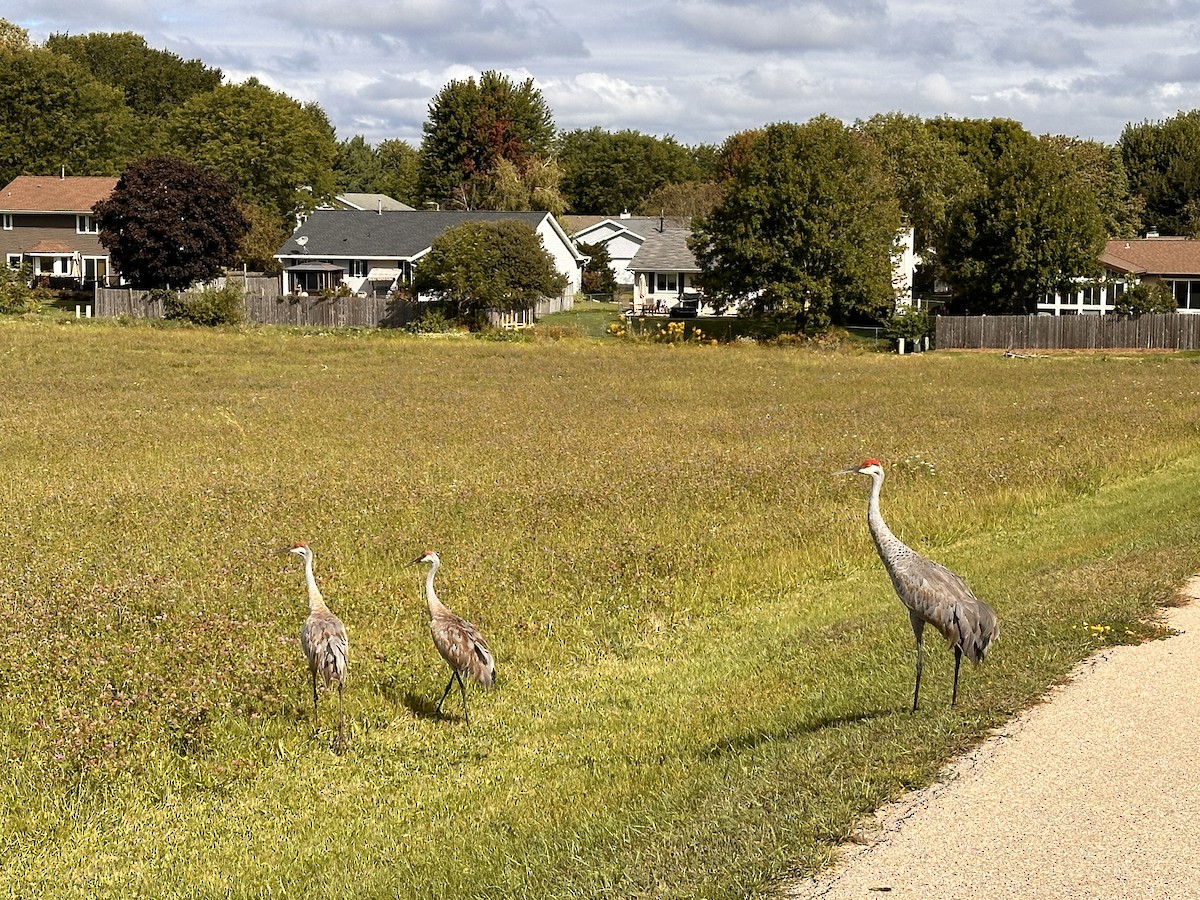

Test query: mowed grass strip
[1,318,1199,898]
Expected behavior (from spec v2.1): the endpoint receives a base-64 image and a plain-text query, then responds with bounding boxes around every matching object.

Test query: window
[5,253,20,269]
[1080,284,1100,305]
[655,272,678,293]
[348,259,368,278]
[2,214,11,230]
[76,215,99,234]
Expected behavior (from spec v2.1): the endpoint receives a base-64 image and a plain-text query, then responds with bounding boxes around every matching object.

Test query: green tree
[0,47,136,185]
[376,139,420,205]
[937,121,1106,314]
[558,128,703,213]
[418,71,556,209]
[159,80,338,220]
[1041,134,1143,239]
[576,240,618,296]
[334,134,382,193]
[94,156,250,289]
[412,219,568,322]
[691,118,903,333]
[1120,111,1200,236]
[856,113,978,263]
[636,180,724,226]
[232,201,286,275]
[44,32,221,118]
[0,18,30,52]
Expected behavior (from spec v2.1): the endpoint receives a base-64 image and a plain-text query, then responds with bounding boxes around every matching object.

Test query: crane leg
[435,673,456,715]
[337,679,345,744]
[457,671,470,726]
[910,613,926,715]
[311,671,319,727]
[951,645,963,707]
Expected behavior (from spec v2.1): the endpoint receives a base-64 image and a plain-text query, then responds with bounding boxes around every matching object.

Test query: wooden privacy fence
[936,314,1200,351]
[94,286,573,329]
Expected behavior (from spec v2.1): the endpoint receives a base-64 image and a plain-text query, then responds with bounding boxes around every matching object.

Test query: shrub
[884,305,932,344]
[1113,280,1177,317]
[0,264,51,314]
[406,307,457,334]
[161,283,245,326]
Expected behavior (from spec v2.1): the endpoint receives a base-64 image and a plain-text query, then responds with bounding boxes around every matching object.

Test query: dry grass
[1,317,1199,898]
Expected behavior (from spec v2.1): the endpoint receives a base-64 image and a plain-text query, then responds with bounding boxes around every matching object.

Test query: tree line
[4,18,1200,322]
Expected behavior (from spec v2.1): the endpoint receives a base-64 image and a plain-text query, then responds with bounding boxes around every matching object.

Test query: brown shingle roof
[26,240,77,254]
[0,175,118,213]
[1103,238,1200,277]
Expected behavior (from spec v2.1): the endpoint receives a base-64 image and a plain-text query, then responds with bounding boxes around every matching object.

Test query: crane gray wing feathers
[888,554,999,664]
[431,611,496,688]
[301,609,348,687]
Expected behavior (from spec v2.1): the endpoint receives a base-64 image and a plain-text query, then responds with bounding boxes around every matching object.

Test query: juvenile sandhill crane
[408,550,495,724]
[842,459,999,713]
[289,542,349,738]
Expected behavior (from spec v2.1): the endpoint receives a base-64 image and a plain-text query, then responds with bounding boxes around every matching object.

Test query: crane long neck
[303,554,326,612]
[866,471,907,560]
[424,561,448,616]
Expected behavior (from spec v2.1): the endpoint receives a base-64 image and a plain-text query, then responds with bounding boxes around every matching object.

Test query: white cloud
[12,0,1200,146]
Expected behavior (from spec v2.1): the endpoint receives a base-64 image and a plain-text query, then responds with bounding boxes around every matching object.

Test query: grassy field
[2,317,1199,898]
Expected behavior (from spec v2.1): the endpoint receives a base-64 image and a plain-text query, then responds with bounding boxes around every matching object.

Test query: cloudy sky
[11,0,1200,149]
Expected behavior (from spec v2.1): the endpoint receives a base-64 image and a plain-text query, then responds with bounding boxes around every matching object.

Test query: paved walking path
[788,577,1200,900]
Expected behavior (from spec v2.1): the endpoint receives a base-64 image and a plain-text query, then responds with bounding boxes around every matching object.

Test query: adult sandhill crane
[408,550,496,725]
[842,459,999,713]
[289,542,349,738]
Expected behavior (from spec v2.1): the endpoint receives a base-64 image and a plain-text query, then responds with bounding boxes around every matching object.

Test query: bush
[406,307,457,334]
[0,264,51,314]
[161,283,245,326]
[884,305,932,344]
[1113,280,1177,316]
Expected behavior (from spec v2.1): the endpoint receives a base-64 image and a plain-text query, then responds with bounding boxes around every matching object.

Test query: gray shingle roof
[278,210,555,259]
[628,225,700,273]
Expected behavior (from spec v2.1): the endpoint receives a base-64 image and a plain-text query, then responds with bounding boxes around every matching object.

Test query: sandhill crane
[408,550,496,724]
[842,459,999,713]
[289,542,349,738]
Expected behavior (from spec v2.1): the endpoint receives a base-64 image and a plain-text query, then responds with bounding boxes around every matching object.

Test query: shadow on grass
[700,707,898,758]
[400,690,464,724]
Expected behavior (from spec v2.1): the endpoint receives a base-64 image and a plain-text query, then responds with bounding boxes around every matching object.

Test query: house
[0,174,119,287]
[1039,236,1200,315]
[626,221,706,314]
[275,209,584,299]
[565,213,659,286]
[565,213,706,314]
[568,213,920,317]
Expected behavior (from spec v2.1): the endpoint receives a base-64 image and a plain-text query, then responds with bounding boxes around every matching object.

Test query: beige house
[0,175,119,287]
[1040,236,1200,314]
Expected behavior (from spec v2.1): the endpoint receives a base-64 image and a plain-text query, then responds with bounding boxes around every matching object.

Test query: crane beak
[836,466,862,475]
[406,555,424,567]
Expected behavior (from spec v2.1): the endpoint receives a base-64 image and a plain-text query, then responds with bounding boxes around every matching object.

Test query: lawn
[2,317,1199,898]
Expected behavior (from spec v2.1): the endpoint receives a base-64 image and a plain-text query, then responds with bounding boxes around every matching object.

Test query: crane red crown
[293,541,308,548]
[861,458,880,467]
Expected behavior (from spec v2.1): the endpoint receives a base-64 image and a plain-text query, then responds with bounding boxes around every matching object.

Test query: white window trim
[2,214,12,230]
[76,214,99,234]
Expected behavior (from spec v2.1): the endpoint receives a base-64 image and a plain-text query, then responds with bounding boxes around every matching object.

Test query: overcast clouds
[11,0,1200,148]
